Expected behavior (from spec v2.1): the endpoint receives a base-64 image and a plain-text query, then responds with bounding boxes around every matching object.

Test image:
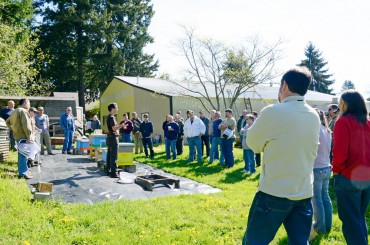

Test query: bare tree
[169,26,283,111]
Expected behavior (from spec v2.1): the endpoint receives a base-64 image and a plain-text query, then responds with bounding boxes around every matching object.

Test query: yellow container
[117,152,134,166]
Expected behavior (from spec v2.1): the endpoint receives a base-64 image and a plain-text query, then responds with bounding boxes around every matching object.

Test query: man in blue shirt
[164,115,180,160]
[59,107,75,154]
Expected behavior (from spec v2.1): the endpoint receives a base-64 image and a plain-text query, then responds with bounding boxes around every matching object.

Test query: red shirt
[332,115,370,181]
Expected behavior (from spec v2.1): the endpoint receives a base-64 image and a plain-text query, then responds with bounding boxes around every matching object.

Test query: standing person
[240,114,255,174]
[139,114,154,159]
[251,111,261,167]
[1,100,16,150]
[86,120,92,134]
[106,103,125,178]
[164,115,179,160]
[35,107,54,155]
[162,114,170,140]
[183,110,205,164]
[327,104,339,163]
[175,113,184,155]
[199,111,210,157]
[59,106,75,154]
[242,67,320,244]
[131,112,143,154]
[332,90,370,245]
[208,110,216,154]
[209,111,224,165]
[237,110,248,134]
[218,109,236,168]
[311,109,333,239]
[119,113,133,143]
[6,99,33,179]
[28,107,41,167]
[91,115,101,132]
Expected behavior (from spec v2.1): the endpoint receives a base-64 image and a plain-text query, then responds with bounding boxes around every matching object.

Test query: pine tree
[341,80,355,91]
[298,42,334,94]
[33,0,158,109]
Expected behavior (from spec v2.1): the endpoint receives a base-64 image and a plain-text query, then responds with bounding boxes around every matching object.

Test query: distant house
[100,76,337,138]
[0,92,84,131]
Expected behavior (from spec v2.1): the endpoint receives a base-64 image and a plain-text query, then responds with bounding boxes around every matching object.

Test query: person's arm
[21,112,32,141]
[332,119,350,174]
[246,107,272,153]
[46,115,50,129]
[60,115,66,132]
[97,120,101,129]
[199,119,206,136]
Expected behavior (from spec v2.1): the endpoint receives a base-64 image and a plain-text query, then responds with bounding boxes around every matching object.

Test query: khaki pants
[40,131,52,154]
[133,132,143,154]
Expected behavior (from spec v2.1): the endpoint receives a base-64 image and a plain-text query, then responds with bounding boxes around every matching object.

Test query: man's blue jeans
[165,139,177,160]
[62,130,74,152]
[17,140,28,177]
[334,174,370,245]
[122,133,132,143]
[221,137,235,167]
[209,137,223,164]
[243,191,312,245]
[243,149,255,173]
[187,136,202,163]
[312,167,332,233]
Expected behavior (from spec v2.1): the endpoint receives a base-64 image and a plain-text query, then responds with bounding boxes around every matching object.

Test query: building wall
[100,78,171,138]
[133,88,170,139]
[100,78,135,131]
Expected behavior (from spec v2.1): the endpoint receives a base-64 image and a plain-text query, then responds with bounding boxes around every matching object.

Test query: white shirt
[247,96,320,200]
[314,125,332,169]
[184,116,206,138]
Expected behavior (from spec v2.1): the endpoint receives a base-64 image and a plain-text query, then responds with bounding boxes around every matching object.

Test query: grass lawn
[0,145,367,244]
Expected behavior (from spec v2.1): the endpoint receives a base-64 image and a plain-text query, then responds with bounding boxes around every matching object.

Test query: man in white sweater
[184,110,206,163]
[242,67,320,244]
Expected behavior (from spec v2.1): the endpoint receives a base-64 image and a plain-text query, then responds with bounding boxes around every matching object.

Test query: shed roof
[115,76,336,102]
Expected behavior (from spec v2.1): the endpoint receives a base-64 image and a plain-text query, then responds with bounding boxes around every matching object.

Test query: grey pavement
[27,150,221,204]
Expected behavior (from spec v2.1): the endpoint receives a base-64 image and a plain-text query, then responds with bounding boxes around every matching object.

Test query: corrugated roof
[115,76,336,102]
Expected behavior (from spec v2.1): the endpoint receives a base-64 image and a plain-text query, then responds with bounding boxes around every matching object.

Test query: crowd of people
[2,66,369,244]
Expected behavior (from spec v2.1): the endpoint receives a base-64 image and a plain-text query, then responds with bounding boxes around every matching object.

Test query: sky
[145,0,370,98]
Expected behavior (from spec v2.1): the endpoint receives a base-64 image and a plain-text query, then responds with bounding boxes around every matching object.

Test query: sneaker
[67,151,73,155]
[48,152,55,155]
[241,170,250,174]
[62,151,67,154]
[110,173,119,178]
[19,174,33,179]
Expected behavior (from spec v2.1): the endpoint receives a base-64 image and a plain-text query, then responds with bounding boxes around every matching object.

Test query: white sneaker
[241,170,250,174]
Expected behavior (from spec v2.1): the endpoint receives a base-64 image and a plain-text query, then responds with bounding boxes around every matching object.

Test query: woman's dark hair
[340,90,368,125]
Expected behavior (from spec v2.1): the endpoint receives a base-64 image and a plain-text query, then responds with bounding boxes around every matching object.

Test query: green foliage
[0,23,37,95]
[298,42,335,94]
[34,0,158,109]
[0,147,364,244]
[0,0,33,27]
[341,80,355,92]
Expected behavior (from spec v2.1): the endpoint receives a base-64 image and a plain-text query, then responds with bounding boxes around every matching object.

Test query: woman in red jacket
[332,90,370,245]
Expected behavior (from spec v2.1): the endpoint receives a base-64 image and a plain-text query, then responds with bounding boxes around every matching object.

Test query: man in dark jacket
[199,111,210,157]
[164,115,180,160]
[131,112,143,154]
[139,114,154,158]
[175,113,184,155]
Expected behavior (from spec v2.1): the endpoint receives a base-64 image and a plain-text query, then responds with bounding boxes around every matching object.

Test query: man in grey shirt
[35,107,54,155]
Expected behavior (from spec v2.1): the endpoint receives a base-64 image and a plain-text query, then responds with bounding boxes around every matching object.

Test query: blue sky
[145,0,370,97]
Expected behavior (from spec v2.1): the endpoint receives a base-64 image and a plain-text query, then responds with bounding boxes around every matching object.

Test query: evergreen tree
[341,80,355,91]
[298,42,334,94]
[34,0,158,109]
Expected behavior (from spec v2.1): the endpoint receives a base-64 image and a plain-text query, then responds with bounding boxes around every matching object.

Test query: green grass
[0,145,368,244]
